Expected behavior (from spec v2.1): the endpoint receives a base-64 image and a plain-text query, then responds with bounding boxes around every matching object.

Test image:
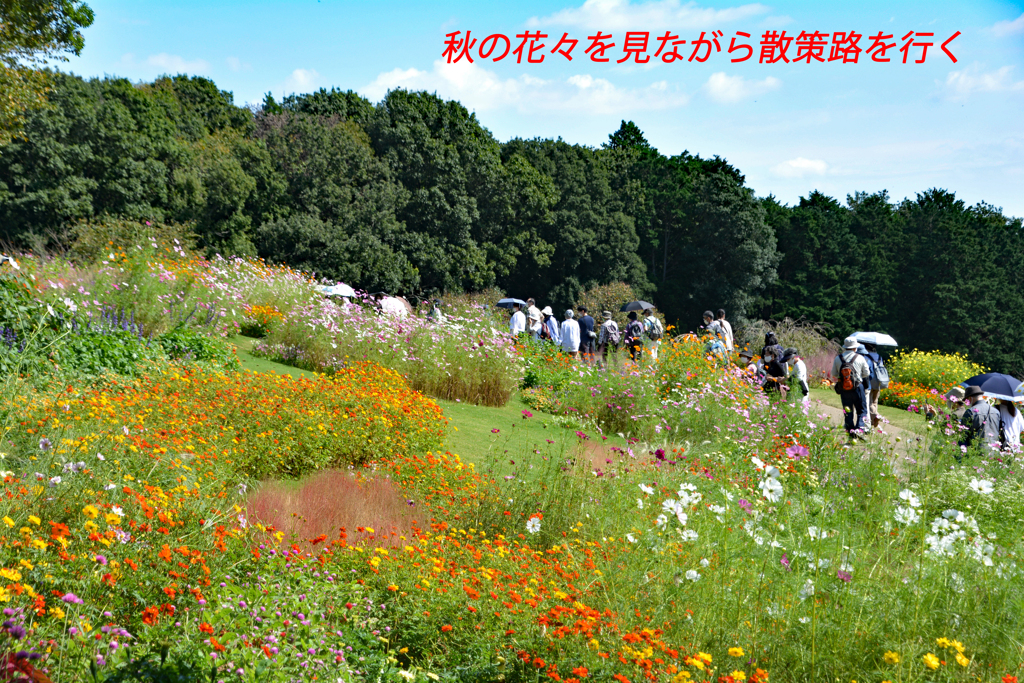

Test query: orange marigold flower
[199,622,214,634]
[441,624,453,633]
[572,667,589,677]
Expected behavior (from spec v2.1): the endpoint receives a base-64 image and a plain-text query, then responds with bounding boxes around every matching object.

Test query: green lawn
[808,386,926,434]
[435,394,629,473]
[230,335,317,380]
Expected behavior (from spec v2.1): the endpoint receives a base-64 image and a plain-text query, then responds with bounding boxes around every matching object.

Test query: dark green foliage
[155,328,239,367]
[2,74,1023,373]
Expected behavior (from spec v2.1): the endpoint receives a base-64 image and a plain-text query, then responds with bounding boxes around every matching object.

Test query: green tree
[0,0,94,144]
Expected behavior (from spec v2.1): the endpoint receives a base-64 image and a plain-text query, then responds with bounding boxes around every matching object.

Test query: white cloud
[284,68,322,93]
[226,56,252,72]
[990,12,1024,37]
[771,157,828,178]
[146,53,210,74]
[527,0,769,31]
[703,72,779,103]
[363,59,687,115]
[942,64,1024,100]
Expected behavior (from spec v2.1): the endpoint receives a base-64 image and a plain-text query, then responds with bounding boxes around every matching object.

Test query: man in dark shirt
[577,306,596,364]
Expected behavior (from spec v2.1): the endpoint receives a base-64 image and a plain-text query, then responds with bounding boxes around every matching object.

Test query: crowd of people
[505,299,668,367]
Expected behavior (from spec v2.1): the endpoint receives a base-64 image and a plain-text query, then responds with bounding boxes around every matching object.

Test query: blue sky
[65,0,1024,217]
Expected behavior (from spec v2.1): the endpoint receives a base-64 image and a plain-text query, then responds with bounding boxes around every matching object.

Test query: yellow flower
[84,521,98,533]
[698,652,713,664]
[922,653,940,670]
[2,517,13,528]
[0,568,22,582]
[82,505,99,520]
[955,652,969,667]
[104,513,121,525]
[672,673,692,683]
[936,637,951,649]
[28,515,40,526]
[731,672,747,681]
[949,640,965,654]
[729,647,745,658]
[883,651,900,665]
[48,606,65,619]
[31,539,48,550]
[19,559,33,571]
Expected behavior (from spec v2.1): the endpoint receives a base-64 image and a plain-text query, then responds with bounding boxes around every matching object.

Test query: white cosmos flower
[700,558,710,567]
[656,514,669,529]
[894,506,921,526]
[685,570,700,582]
[639,484,654,495]
[637,498,644,509]
[759,477,783,503]
[764,466,781,480]
[675,510,688,526]
[662,499,680,514]
[526,517,541,534]
[898,489,921,508]
[751,456,766,471]
[969,478,994,495]
[626,533,638,543]
[112,506,124,516]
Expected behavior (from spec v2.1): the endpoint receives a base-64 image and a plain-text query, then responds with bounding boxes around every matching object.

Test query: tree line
[0,73,1021,375]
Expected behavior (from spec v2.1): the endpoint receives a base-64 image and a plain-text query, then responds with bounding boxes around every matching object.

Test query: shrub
[887,349,987,391]
[155,328,239,367]
[574,281,646,330]
[736,317,840,358]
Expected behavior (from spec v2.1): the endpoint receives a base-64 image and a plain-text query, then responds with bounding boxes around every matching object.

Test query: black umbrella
[961,373,1024,402]
[496,298,528,309]
[620,301,655,312]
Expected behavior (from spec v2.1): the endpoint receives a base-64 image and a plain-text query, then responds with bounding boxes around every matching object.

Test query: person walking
[703,311,723,338]
[528,310,543,340]
[578,306,596,363]
[509,302,526,337]
[427,299,444,325]
[762,347,789,401]
[642,309,664,362]
[857,342,884,429]
[998,400,1024,450]
[785,349,809,398]
[598,311,620,367]
[959,386,1001,453]
[561,309,581,357]
[541,306,560,344]
[831,336,871,435]
[623,311,645,363]
[716,309,734,352]
[526,298,541,324]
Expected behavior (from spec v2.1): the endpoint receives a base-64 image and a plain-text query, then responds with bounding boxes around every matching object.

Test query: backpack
[606,321,621,345]
[626,320,644,344]
[834,355,856,394]
[875,359,890,389]
[646,317,663,341]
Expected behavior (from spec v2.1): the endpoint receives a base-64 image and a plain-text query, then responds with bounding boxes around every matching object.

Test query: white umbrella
[850,331,898,347]
[321,283,357,298]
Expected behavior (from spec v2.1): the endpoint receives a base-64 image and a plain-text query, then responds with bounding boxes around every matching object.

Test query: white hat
[541,306,553,316]
[564,309,574,319]
[843,336,859,350]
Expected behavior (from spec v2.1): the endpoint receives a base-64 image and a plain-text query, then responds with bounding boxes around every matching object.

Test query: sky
[64,0,1024,217]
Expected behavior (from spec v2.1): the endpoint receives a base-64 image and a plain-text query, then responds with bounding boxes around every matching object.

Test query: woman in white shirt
[998,400,1024,450]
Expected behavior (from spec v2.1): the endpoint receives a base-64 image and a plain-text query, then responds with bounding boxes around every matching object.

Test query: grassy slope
[231,335,316,380]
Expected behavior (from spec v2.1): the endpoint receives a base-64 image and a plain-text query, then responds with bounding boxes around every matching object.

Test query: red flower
[572,668,589,678]
[199,622,214,634]
[1003,677,1018,683]
[441,624,453,632]
[533,658,546,669]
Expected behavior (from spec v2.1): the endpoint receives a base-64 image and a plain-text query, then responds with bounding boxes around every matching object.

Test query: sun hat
[843,336,859,350]
[602,310,613,319]
[738,349,754,359]
[564,309,574,319]
[963,385,985,400]
[945,386,966,401]
[541,306,553,316]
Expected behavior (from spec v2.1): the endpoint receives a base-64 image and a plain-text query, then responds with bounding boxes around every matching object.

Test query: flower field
[2,233,1024,682]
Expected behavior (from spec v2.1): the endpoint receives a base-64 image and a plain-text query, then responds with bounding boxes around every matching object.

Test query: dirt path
[807,396,925,477]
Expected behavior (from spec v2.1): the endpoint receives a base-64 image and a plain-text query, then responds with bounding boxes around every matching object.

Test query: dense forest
[1,73,1022,374]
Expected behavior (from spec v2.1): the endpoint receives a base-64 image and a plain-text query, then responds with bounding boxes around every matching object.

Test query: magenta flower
[785,444,809,459]
[521,410,533,419]
[95,555,107,566]
[837,570,852,583]
[780,553,791,571]
[62,593,83,604]
[491,428,500,434]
